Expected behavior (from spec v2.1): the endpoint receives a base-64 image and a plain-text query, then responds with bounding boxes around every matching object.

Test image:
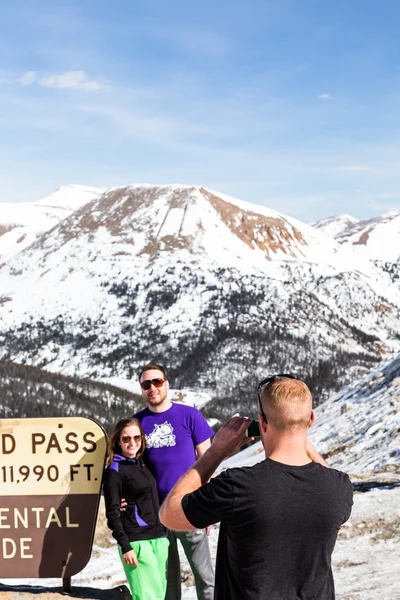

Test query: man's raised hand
[211,414,252,460]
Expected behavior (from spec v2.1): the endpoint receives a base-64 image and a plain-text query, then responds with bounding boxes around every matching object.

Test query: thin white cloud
[336,165,374,173]
[376,192,400,199]
[40,70,111,92]
[19,71,38,86]
[367,200,400,212]
[178,31,232,55]
[76,102,207,145]
[318,93,334,100]
[140,24,232,56]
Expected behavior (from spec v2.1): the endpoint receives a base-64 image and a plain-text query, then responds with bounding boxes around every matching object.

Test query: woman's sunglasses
[140,378,165,391]
[121,435,142,444]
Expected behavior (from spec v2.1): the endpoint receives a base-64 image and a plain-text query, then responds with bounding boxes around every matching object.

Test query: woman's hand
[123,549,139,567]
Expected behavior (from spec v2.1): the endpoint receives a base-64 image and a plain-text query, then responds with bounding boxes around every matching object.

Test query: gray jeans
[165,528,215,600]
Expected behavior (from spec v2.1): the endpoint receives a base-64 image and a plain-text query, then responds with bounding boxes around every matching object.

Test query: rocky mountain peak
[22,184,343,272]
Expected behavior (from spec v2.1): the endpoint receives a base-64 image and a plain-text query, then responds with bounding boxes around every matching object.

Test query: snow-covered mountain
[312,210,400,263]
[0,185,105,264]
[0,184,400,410]
[311,214,359,238]
[1,184,399,600]
[336,211,400,262]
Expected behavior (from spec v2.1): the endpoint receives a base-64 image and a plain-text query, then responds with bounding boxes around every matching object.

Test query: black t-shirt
[182,459,353,600]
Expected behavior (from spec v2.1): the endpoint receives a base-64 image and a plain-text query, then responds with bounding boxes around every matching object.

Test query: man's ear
[308,409,316,428]
[165,380,170,394]
[259,412,268,433]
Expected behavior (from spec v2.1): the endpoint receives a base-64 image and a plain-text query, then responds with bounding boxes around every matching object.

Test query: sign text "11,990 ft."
[0,429,98,486]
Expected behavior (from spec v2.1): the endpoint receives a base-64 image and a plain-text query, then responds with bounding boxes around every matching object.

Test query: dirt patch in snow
[202,187,307,258]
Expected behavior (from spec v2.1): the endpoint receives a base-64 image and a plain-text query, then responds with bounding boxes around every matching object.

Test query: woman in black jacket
[103,417,169,600]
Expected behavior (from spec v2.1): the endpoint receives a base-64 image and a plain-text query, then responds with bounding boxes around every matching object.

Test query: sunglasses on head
[140,378,165,391]
[121,435,142,444]
[257,373,298,423]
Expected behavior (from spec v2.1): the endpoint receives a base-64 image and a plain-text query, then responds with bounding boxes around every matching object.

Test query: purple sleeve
[189,407,214,446]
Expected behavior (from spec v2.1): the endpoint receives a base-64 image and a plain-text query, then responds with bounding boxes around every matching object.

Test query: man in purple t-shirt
[134,363,215,600]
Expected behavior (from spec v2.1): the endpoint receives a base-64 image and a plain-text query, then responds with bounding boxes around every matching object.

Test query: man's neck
[263,433,311,466]
[147,399,173,414]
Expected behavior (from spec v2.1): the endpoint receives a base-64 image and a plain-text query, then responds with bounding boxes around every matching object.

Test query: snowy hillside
[0,185,105,264]
[0,360,144,432]
[0,184,400,411]
[312,213,359,238]
[336,211,400,262]
[309,352,400,475]
[222,352,400,478]
[312,210,400,263]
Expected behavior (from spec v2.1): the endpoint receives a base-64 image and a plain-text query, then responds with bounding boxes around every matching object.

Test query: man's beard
[147,393,166,405]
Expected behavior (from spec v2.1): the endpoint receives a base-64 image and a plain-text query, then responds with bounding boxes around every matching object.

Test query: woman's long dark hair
[107,417,146,466]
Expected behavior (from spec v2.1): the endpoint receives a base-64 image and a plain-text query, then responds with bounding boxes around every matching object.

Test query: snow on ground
[333,486,400,600]
[169,389,213,410]
[99,377,142,396]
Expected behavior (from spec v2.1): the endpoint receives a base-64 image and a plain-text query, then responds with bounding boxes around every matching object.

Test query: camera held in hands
[247,419,260,438]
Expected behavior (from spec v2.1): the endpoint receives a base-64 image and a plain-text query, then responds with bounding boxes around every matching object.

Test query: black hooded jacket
[103,454,165,553]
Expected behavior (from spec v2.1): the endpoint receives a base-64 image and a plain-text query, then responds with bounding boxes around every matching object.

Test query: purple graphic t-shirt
[134,403,214,503]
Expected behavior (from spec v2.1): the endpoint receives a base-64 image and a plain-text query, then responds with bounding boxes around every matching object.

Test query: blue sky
[1,0,400,221]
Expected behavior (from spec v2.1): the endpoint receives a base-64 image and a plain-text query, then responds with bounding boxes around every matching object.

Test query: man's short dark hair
[138,363,167,381]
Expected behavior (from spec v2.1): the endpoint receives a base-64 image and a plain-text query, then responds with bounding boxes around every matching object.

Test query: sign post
[0,417,107,584]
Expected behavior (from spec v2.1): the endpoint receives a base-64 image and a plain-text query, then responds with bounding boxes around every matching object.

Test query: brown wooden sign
[0,417,107,578]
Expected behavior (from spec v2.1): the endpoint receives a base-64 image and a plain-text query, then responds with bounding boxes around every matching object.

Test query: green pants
[118,537,169,600]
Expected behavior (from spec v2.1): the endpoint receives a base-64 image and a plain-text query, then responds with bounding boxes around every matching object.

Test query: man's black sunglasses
[140,378,165,391]
[257,374,298,424]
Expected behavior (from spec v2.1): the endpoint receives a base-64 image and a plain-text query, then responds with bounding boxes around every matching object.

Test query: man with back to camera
[134,363,215,600]
[160,374,353,600]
